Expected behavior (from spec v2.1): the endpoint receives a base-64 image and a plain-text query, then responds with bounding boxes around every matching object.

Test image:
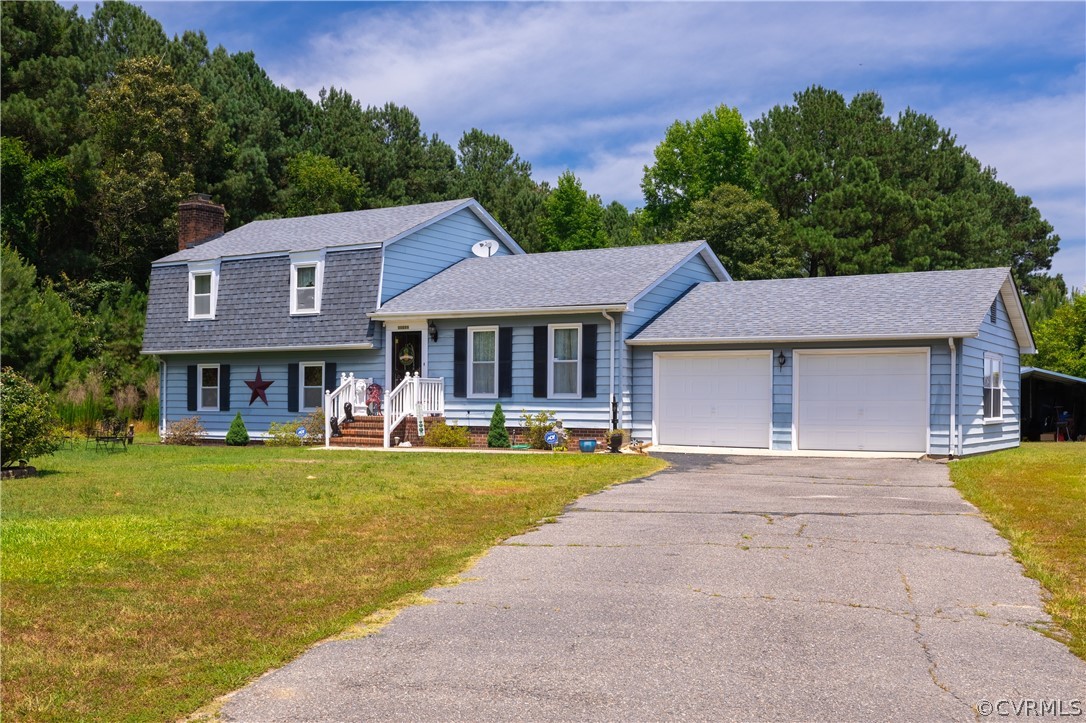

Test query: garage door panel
[797,351,928,453]
[657,353,770,448]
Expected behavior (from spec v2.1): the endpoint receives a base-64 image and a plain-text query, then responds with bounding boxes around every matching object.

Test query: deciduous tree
[642,104,756,231]
[673,184,799,280]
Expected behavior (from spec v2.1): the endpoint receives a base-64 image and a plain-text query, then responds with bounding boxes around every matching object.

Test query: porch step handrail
[324,373,371,449]
[383,373,444,447]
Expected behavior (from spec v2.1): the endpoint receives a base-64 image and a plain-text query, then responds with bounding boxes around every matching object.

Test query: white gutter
[371,304,628,321]
[626,331,981,346]
[948,338,957,458]
[141,343,374,356]
[602,311,617,431]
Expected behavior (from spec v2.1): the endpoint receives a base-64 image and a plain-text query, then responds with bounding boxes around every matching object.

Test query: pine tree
[487,403,510,448]
[225,411,250,446]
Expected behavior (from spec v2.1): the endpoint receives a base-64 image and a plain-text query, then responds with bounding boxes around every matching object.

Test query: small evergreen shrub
[162,416,206,445]
[520,409,556,450]
[422,421,471,448]
[487,403,510,448]
[225,412,250,446]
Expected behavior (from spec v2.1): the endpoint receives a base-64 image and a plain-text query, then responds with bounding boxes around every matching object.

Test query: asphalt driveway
[223,455,1085,721]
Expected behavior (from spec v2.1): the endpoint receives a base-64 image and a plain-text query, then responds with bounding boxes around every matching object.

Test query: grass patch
[1,443,664,721]
[950,442,1086,659]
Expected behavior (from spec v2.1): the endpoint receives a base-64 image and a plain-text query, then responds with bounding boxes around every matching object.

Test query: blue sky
[109,1,1085,289]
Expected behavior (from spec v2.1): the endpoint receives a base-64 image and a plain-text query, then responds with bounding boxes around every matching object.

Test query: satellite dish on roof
[471,239,499,258]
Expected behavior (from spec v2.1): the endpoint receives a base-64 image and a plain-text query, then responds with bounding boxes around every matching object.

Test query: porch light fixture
[776,350,787,370]
[428,320,438,342]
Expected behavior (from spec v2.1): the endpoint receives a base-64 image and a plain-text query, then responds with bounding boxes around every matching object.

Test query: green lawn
[950,442,1086,660]
[1,442,664,721]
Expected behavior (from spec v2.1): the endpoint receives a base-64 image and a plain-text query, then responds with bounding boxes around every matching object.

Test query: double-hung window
[983,354,1003,421]
[198,364,220,411]
[468,327,497,398]
[188,261,220,319]
[192,273,212,316]
[300,363,324,409]
[549,324,581,398]
[294,265,317,312]
[290,252,324,315]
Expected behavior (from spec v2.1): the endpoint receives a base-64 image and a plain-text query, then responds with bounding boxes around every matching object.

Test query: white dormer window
[290,252,324,315]
[188,261,220,320]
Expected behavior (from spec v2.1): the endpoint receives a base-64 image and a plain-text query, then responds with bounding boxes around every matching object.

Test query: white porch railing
[383,373,445,447]
[323,373,372,449]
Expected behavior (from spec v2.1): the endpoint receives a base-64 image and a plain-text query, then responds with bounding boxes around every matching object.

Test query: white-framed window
[300,362,324,409]
[187,261,220,319]
[198,364,220,411]
[468,326,498,398]
[548,323,581,398]
[290,252,324,315]
[983,353,1003,421]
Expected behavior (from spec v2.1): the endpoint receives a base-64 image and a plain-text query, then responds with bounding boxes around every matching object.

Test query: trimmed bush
[225,412,250,446]
[162,416,206,446]
[487,403,510,448]
[1,367,62,467]
[423,421,471,448]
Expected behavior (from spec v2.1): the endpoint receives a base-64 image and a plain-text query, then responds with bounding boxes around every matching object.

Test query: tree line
[1,0,1078,415]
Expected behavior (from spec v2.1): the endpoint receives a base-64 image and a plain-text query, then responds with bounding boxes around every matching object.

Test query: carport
[1021,366,1085,441]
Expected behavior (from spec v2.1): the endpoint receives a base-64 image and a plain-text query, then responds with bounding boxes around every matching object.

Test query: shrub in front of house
[488,403,510,448]
[225,412,249,446]
[265,409,325,446]
[520,409,556,450]
[162,416,206,445]
[422,421,471,448]
[1,367,62,467]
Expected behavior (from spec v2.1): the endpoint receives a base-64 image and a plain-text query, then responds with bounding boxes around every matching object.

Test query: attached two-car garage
[653,349,929,453]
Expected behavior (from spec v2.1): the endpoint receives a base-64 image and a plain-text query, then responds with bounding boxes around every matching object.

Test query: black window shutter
[187,365,197,412]
[219,364,231,411]
[498,327,513,397]
[533,326,548,398]
[325,362,337,393]
[453,328,467,398]
[581,324,597,398]
[287,363,299,413]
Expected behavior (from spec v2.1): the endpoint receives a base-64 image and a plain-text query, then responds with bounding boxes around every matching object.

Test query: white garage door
[796,350,928,453]
[655,352,771,448]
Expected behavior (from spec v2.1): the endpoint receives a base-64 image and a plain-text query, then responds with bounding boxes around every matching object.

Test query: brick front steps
[330,416,610,450]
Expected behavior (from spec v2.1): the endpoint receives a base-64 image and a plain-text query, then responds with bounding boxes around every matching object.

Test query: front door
[391,331,422,389]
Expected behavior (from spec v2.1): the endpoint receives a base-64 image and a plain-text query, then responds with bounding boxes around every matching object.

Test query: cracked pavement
[223,455,1085,722]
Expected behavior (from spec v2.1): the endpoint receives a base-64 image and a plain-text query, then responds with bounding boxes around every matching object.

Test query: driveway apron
[223,455,1085,722]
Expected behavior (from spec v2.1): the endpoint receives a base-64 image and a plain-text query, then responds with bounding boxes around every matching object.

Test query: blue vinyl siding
[619,252,721,431]
[380,209,514,304]
[160,350,381,439]
[427,314,616,430]
[632,340,957,453]
[957,294,1021,455]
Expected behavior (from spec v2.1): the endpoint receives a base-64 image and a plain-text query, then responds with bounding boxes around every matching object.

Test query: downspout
[948,338,958,458]
[602,311,618,431]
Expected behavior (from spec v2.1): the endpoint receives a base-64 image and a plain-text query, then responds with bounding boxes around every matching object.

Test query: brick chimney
[178,193,225,250]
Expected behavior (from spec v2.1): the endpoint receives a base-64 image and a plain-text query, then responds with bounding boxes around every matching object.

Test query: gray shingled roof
[142,249,380,352]
[630,267,1022,344]
[374,241,722,315]
[155,198,475,264]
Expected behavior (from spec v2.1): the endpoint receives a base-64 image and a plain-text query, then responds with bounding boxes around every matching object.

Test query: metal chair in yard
[94,418,130,452]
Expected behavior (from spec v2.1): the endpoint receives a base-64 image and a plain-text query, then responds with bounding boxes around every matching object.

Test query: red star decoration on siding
[245,367,274,405]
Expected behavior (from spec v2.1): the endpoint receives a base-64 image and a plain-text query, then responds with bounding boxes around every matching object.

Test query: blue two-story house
[143,195,1034,456]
